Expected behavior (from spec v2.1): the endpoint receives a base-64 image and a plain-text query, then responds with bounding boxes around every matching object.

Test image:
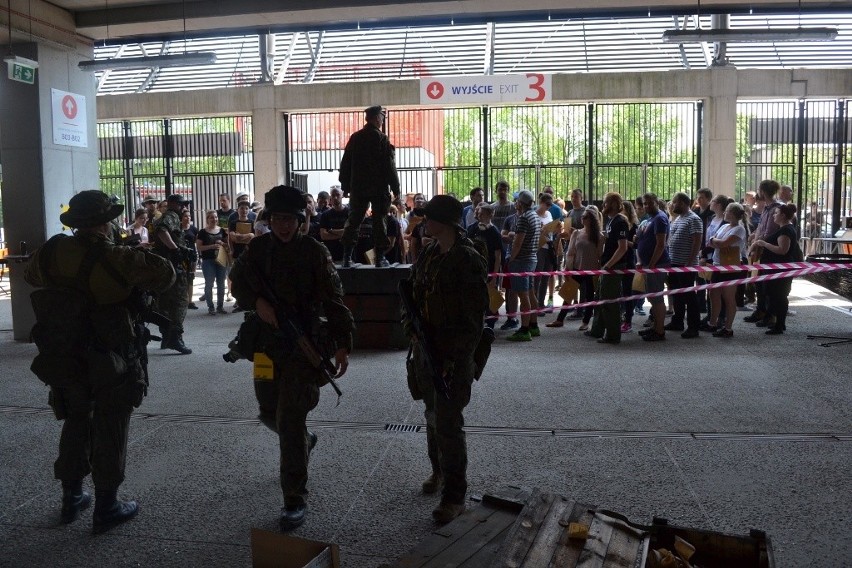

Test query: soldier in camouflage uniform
[230,185,354,531]
[339,105,401,268]
[152,194,193,354]
[403,194,488,524]
[25,190,175,533]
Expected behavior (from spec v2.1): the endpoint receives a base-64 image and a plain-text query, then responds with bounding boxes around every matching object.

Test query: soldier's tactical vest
[30,235,138,389]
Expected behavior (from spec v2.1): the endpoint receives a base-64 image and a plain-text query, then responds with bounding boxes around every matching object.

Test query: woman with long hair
[127,208,149,245]
[706,202,749,337]
[751,204,802,334]
[619,200,639,333]
[196,210,229,315]
[547,206,603,329]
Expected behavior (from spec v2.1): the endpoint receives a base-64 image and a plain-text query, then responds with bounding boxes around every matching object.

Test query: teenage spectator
[467,204,503,329]
[196,210,228,315]
[316,190,331,214]
[319,186,349,262]
[385,206,403,264]
[216,193,235,230]
[534,193,556,311]
[301,194,321,240]
[635,194,670,342]
[462,187,484,229]
[665,192,704,339]
[751,203,802,334]
[506,190,542,341]
[548,205,603,330]
[588,192,629,344]
[127,208,149,245]
[694,187,714,236]
[228,202,255,312]
[491,181,514,233]
[619,201,639,333]
[745,180,784,325]
[500,205,520,330]
[181,210,199,310]
[229,194,257,225]
[706,202,749,337]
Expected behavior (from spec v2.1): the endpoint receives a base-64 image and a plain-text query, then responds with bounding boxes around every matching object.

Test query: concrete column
[0,42,98,340]
[252,85,286,192]
[701,66,738,195]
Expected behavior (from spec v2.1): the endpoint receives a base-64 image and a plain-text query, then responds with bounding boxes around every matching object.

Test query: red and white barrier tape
[490,264,844,319]
[490,261,849,279]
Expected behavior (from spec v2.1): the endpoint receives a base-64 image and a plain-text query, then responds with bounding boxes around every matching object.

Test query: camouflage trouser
[255,355,321,508]
[411,343,474,505]
[48,381,134,490]
[156,270,188,334]
[341,190,392,253]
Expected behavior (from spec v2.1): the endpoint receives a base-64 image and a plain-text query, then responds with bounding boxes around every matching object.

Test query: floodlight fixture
[78,51,217,72]
[662,27,838,43]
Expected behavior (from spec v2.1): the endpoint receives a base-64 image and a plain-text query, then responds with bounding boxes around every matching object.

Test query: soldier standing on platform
[25,190,175,533]
[339,105,401,268]
[152,194,193,354]
[230,185,354,531]
[402,195,489,524]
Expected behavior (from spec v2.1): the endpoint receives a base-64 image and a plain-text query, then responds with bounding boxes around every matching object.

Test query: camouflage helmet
[413,194,464,229]
[264,185,306,222]
[60,190,125,229]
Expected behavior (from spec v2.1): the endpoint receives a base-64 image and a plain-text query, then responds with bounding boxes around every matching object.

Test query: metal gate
[593,102,699,203]
[736,99,850,234]
[98,116,254,227]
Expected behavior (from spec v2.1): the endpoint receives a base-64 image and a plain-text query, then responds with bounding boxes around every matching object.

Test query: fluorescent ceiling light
[662,27,838,43]
[78,51,217,72]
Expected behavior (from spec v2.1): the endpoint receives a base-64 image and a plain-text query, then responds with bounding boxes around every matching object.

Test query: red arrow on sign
[426,81,444,100]
[61,95,78,119]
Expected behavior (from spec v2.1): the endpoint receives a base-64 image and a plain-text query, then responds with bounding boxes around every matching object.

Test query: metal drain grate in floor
[384,423,421,433]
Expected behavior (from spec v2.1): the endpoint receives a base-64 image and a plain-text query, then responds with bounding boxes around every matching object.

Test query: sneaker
[663,322,684,331]
[680,328,699,339]
[634,306,646,316]
[743,312,765,323]
[642,319,653,328]
[620,322,633,333]
[208,308,216,316]
[583,330,602,339]
[529,326,541,337]
[499,319,519,331]
[216,307,228,315]
[507,330,532,342]
[642,330,666,342]
[187,302,198,310]
[225,295,233,303]
[712,328,733,338]
[765,326,785,335]
[546,300,553,309]
[545,321,564,328]
[755,318,775,328]
[698,322,718,333]
[578,323,589,331]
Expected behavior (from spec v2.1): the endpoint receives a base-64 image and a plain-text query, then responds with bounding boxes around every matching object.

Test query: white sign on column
[420,74,551,105]
[51,89,88,148]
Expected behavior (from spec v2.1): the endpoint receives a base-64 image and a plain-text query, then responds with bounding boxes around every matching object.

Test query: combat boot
[342,246,354,268]
[279,504,307,531]
[164,330,192,355]
[92,490,139,534]
[421,472,443,495]
[60,480,91,524]
[374,254,390,268]
[432,501,464,524]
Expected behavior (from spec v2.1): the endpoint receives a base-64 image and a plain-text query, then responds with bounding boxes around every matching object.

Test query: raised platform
[338,263,411,350]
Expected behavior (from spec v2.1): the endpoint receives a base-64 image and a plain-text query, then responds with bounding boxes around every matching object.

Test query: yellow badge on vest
[253,352,274,380]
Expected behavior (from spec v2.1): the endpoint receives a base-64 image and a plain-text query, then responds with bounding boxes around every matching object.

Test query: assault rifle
[251,265,344,407]
[129,290,170,392]
[398,278,450,400]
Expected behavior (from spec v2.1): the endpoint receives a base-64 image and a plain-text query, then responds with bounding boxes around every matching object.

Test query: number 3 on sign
[525,73,546,102]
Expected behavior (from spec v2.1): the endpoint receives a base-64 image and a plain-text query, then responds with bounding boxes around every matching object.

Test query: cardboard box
[251,529,340,568]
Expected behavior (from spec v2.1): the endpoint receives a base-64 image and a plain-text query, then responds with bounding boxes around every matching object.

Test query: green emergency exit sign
[8,62,35,84]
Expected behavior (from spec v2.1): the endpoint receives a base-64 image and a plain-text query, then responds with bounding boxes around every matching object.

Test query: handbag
[558,277,580,302]
[488,286,505,312]
[215,244,232,268]
[631,272,646,292]
[720,246,739,266]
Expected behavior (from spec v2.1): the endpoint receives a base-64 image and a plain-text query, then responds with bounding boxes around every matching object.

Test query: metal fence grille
[98,117,254,227]
[594,102,698,202]
[736,99,850,233]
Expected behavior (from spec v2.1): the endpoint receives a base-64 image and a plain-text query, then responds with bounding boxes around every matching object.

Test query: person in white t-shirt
[706,202,749,337]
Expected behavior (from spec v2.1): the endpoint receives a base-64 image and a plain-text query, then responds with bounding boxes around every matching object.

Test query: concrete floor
[0,276,850,567]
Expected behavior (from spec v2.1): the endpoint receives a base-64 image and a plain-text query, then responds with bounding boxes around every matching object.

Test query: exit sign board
[8,62,35,84]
